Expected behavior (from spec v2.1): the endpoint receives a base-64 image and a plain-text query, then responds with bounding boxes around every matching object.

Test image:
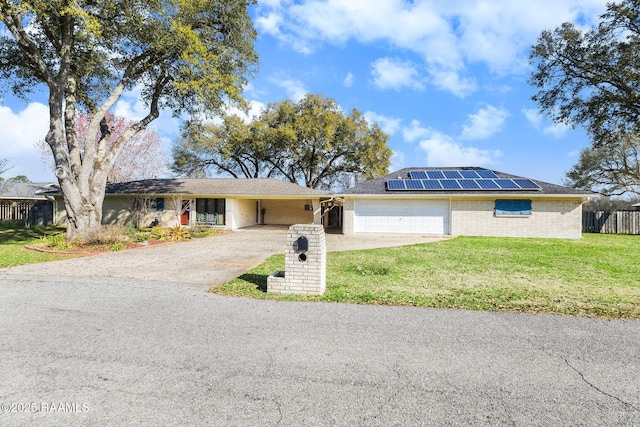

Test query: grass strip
[212,234,640,319]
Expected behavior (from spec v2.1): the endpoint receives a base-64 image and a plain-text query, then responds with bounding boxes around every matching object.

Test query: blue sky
[1,0,609,185]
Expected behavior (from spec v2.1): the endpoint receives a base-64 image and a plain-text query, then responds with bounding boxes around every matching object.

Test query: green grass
[0,225,78,268]
[212,234,640,319]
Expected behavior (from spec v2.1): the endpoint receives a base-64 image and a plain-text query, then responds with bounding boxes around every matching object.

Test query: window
[495,199,532,216]
[133,197,164,211]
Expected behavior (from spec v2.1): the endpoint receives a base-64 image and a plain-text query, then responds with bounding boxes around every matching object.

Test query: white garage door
[354,199,449,234]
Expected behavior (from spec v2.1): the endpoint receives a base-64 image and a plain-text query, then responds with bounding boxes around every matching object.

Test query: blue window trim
[495,199,532,216]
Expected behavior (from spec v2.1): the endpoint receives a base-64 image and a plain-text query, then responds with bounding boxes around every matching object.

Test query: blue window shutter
[156,198,164,211]
[495,199,531,216]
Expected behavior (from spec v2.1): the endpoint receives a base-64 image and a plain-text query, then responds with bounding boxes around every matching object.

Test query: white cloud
[0,102,53,181]
[255,0,609,95]
[522,108,543,129]
[420,133,501,167]
[402,119,432,143]
[371,57,424,91]
[363,111,401,136]
[543,122,570,138]
[256,12,284,37]
[390,150,406,171]
[343,72,355,88]
[460,105,509,140]
[400,119,500,166]
[522,107,569,138]
[271,77,308,102]
[427,66,477,97]
[0,102,49,155]
[225,100,267,123]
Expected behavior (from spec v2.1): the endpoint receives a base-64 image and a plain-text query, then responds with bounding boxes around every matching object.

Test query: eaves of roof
[102,178,328,198]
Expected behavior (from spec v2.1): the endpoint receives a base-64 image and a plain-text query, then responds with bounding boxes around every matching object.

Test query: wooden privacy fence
[582,210,640,235]
[0,200,54,226]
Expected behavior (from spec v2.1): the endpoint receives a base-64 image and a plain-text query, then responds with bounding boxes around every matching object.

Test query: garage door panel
[354,199,449,234]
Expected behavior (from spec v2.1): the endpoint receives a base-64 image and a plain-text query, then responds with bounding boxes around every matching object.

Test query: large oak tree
[0,0,257,238]
[173,94,392,190]
[529,0,640,195]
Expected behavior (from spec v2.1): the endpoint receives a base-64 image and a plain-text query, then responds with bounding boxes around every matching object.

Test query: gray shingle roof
[339,167,594,196]
[0,182,58,200]
[105,178,327,197]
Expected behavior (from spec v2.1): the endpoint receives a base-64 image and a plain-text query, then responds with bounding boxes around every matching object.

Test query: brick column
[267,224,326,295]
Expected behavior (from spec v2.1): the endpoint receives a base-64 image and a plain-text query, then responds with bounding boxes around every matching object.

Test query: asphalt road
[0,230,638,426]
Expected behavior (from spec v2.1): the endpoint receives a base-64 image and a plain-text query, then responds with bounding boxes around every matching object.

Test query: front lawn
[0,225,77,268]
[212,234,640,319]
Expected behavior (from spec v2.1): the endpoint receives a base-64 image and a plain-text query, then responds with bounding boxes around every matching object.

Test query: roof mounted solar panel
[459,179,481,189]
[440,179,461,189]
[443,170,463,179]
[476,179,500,189]
[408,171,428,179]
[405,179,425,189]
[460,170,480,179]
[494,179,519,189]
[476,170,498,179]
[387,179,406,190]
[421,179,442,189]
[427,171,445,179]
[512,179,541,189]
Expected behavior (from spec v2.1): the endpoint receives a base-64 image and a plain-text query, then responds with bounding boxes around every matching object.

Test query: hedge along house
[337,167,593,239]
[51,178,326,230]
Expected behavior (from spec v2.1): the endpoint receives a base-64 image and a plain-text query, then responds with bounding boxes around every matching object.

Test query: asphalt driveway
[0,228,638,426]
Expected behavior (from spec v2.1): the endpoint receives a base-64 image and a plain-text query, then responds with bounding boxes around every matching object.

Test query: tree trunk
[63,197,104,240]
[55,163,108,240]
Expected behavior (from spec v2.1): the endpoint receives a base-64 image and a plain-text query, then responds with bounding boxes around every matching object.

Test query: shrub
[191,226,218,238]
[82,225,129,246]
[40,232,72,250]
[167,226,191,241]
[132,230,150,242]
[150,226,166,239]
[124,223,138,238]
[109,241,126,251]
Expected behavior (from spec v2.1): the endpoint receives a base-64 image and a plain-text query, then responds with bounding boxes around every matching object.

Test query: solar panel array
[386,170,541,192]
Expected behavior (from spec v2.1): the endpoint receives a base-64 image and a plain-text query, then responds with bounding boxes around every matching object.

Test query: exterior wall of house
[53,197,66,225]
[450,198,584,239]
[102,196,179,227]
[342,196,584,238]
[261,199,314,225]
[227,198,258,230]
[54,195,322,230]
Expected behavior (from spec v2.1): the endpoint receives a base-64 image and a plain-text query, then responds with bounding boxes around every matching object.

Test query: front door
[180,200,190,225]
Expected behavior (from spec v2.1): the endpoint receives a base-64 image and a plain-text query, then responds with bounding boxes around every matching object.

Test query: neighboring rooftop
[104,178,328,197]
[339,167,594,196]
[0,182,58,200]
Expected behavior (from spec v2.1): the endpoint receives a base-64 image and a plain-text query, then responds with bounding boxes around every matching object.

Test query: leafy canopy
[0,0,257,115]
[0,0,257,238]
[173,94,392,190]
[529,0,640,195]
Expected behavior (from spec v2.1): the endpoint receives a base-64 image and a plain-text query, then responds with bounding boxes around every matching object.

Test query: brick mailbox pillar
[267,224,326,295]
